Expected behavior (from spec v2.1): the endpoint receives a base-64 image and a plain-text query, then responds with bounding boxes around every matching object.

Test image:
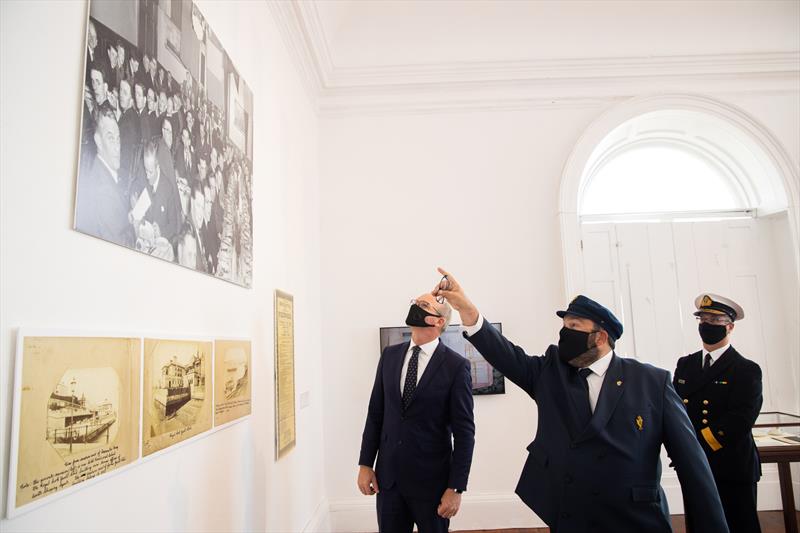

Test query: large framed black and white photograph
[379,323,506,395]
[74,0,254,287]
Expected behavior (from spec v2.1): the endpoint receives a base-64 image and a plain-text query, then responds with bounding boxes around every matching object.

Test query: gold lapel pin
[616,380,622,386]
[636,415,644,431]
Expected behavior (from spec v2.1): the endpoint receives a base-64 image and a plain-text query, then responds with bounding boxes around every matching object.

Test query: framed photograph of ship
[7,333,141,518]
[74,1,254,287]
[379,323,506,395]
[213,339,252,426]
[142,338,212,457]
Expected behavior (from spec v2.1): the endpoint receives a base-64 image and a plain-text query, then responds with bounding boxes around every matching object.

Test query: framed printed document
[274,290,296,459]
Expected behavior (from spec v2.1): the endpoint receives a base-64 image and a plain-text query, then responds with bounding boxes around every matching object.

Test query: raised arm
[431,267,545,397]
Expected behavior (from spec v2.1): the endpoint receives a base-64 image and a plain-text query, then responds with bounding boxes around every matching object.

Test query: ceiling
[268,0,800,112]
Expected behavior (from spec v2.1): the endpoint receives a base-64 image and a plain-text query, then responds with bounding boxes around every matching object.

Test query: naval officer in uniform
[674,294,763,533]
[430,268,728,533]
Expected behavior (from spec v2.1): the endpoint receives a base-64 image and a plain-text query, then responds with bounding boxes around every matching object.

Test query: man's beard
[566,345,603,368]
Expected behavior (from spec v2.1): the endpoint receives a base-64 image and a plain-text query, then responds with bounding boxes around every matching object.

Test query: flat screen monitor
[379,323,505,395]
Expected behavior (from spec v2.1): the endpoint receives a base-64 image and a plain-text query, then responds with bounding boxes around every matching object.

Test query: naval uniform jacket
[466,320,729,533]
[673,347,762,484]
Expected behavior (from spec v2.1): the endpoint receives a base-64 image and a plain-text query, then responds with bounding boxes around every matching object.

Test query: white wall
[319,92,800,530]
[0,1,326,532]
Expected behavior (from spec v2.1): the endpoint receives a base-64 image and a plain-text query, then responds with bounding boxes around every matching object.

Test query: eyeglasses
[435,275,450,304]
[410,298,442,317]
[695,315,732,326]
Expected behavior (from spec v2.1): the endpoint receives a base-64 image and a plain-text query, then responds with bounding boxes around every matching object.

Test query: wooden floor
[454,510,799,533]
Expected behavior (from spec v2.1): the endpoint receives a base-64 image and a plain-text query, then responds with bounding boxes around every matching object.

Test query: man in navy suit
[358,291,475,533]
[431,267,729,533]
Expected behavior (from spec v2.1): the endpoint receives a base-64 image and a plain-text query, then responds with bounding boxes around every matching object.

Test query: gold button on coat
[683,399,689,404]
[703,400,709,405]
[702,419,708,424]
[702,410,708,414]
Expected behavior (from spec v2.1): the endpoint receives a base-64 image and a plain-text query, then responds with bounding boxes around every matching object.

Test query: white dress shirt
[464,313,613,412]
[581,349,613,413]
[702,343,730,367]
[400,338,439,393]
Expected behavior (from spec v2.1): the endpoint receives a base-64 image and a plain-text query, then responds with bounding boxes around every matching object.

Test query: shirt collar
[584,349,613,377]
[412,338,439,358]
[704,343,730,364]
[97,155,118,183]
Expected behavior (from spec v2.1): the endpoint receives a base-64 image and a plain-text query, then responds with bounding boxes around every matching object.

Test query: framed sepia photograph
[74,0,254,287]
[142,337,212,457]
[7,332,141,518]
[214,338,252,427]
[379,323,506,395]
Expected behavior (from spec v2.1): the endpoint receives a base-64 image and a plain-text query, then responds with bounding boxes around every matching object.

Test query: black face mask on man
[557,327,594,363]
[405,304,438,328]
[698,323,728,345]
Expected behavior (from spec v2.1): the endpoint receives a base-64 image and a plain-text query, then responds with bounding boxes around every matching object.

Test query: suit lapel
[683,346,738,397]
[388,342,409,410]
[405,342,447,409]
[577,354,625,444]
[552,357,584,441]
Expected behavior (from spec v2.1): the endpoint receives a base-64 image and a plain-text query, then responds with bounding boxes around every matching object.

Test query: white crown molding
[265,0,324,107]
[293,0,335,87]
[268,1,800,114]
[319,73,799,116]
[327,52,800,88]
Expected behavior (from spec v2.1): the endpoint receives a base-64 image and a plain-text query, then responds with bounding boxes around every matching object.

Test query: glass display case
[752,411,800,533]
[753,411,800,446]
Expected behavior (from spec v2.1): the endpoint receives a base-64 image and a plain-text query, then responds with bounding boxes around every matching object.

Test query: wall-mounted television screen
[379,323,505,395]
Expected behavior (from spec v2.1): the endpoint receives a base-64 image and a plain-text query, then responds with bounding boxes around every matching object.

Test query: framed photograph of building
[142,338,212,457]
[214,338,252,427]
[379,323,506,395]
[7,332,141,518]
[74,1,254,287]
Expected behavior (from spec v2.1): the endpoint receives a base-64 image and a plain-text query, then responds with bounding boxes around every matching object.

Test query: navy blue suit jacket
[466,320,728,533]
[359,341,476,501]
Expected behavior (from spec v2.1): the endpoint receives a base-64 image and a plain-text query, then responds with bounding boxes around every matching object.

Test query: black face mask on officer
[405,303,438,328]
[698,323,728,345]
[558,327,597,363]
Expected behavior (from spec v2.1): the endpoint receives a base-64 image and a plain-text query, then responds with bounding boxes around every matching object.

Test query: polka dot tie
[402,346,421,411]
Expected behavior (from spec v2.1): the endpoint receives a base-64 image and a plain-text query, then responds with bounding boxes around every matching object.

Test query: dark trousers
[719,482,761,533]
[685,482,760,533]
[376,487,449,533]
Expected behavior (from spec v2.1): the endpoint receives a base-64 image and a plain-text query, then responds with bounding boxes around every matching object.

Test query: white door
[580,216,799,411]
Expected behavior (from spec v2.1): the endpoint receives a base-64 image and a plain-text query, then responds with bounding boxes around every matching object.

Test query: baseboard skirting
[325,469,799,532]
[303,497,331,533]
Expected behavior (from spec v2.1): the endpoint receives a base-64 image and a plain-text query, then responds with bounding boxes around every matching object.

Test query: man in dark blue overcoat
[431,267,728,533]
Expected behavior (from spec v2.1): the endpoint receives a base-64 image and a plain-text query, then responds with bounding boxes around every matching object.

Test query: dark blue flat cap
[556,295,623,340]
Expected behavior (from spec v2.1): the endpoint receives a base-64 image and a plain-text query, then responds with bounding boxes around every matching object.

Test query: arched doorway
[559,95,799,414]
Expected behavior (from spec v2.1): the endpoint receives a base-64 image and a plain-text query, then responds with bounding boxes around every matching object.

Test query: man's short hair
[95,101,116,123]
[143,138,159,161]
